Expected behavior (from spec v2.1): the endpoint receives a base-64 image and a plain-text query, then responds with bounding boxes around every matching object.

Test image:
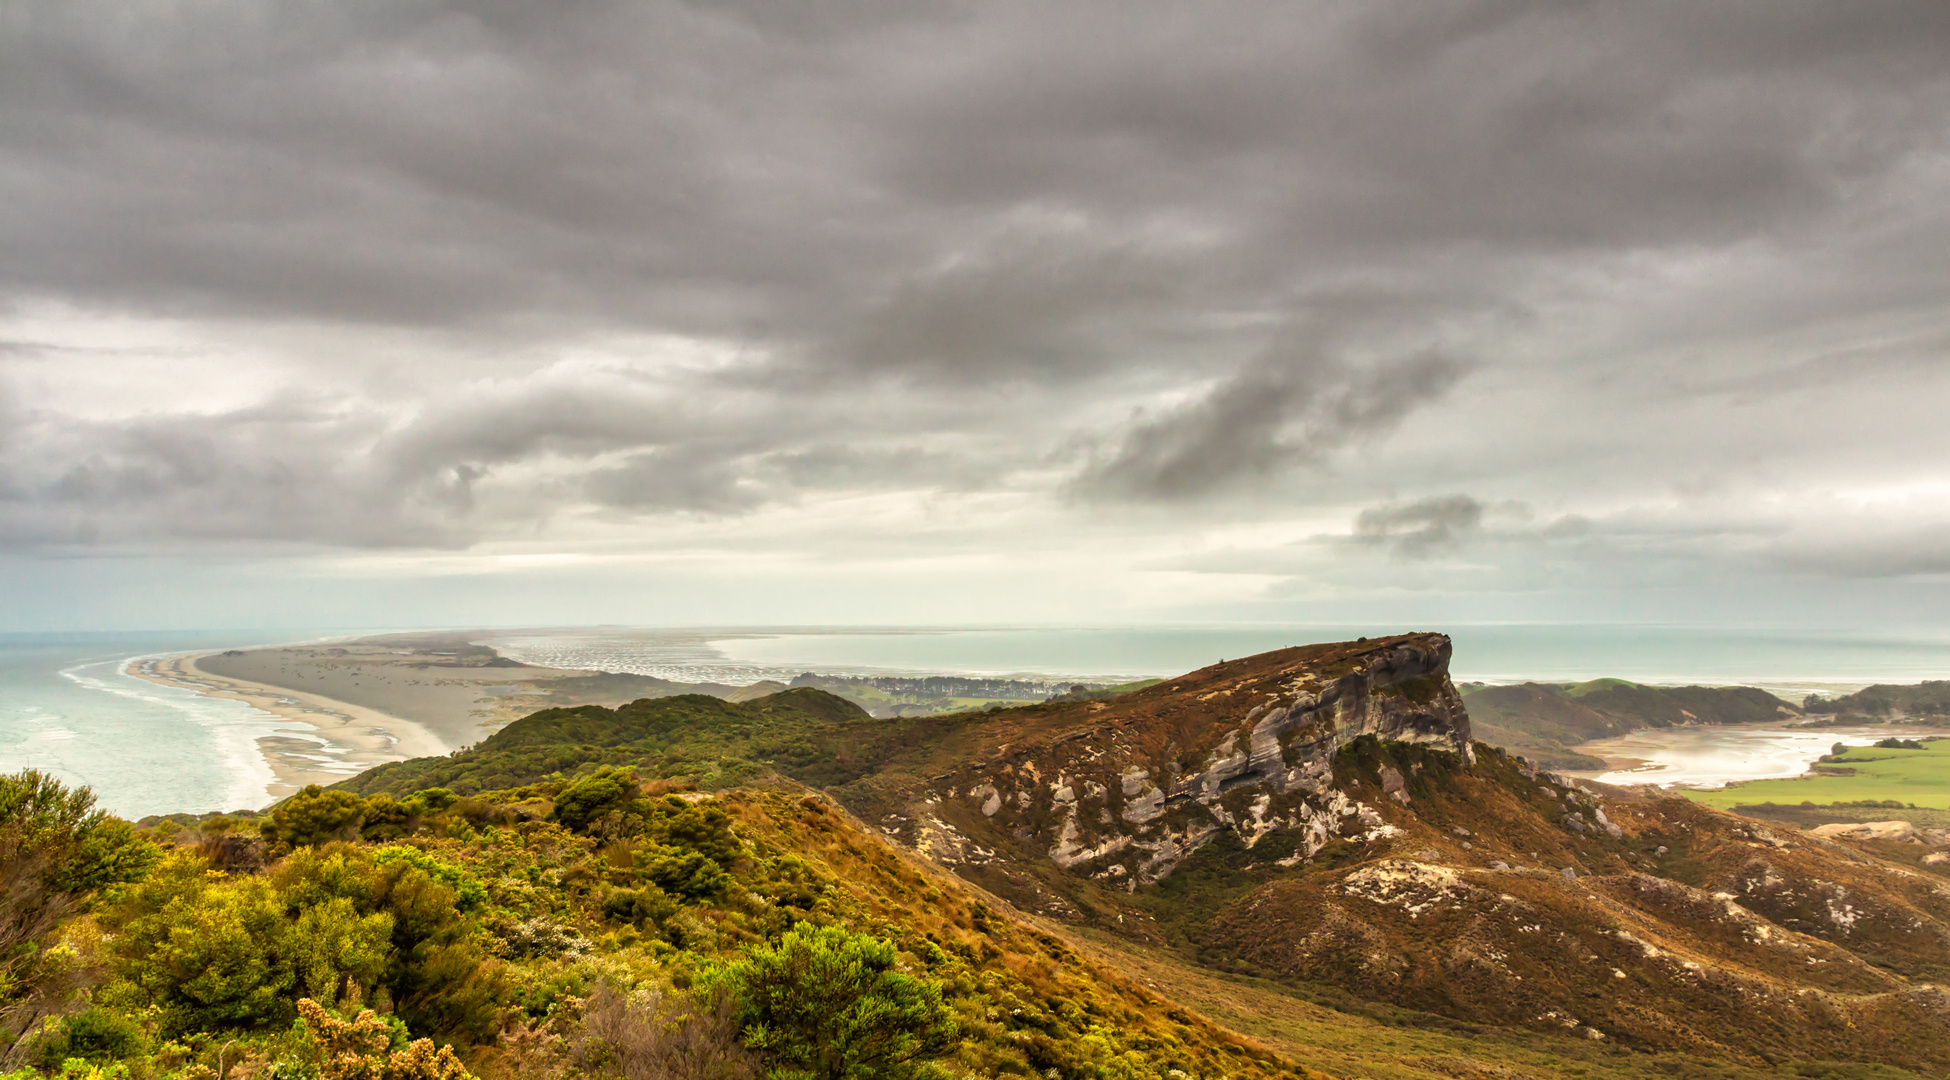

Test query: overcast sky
[4,0,1949,632]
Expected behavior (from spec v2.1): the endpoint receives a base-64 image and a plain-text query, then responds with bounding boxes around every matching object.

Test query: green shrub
[640,848,730,901]
[264,787,370,849]
[370,847,486,912]
[652,801,741,865]
[360,796,414,841]
[552,769,640,835]
[30,1008,146,1068]
[97,841,504,1040]
[709,923,957,1080]
[0,770,157,1047]
[402,789,458,816]
[101,854,299,1032]
[602,886,680,928]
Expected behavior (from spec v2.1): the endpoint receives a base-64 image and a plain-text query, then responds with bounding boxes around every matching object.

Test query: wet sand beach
[192,636,552,749]
[129,650,452,798]
[128,631,720,802]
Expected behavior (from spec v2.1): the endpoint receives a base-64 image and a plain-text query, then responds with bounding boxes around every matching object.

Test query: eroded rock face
[844,635,1950,1070]
[1811,820,1919,843]
[920,634,1471,884]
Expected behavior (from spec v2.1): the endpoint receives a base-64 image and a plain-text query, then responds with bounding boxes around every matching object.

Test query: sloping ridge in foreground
[845,633,1950,1071]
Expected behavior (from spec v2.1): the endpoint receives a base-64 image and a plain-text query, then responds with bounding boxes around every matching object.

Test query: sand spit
[129,651,452,800]
[193,636,552,749]
[126,630,736,804]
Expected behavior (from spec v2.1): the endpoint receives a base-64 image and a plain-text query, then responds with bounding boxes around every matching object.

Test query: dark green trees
[552,771,740,902]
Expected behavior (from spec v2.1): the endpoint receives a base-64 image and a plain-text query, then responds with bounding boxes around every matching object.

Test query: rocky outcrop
[834,634,1950,1070]
[916,633,1471,884]
[1810,820,1950,844]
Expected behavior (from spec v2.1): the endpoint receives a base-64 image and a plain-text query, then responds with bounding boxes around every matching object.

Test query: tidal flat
[1686,734,1950,811]
[1565,726,1918,789]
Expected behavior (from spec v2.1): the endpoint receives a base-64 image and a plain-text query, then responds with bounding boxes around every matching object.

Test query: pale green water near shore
[0,632,304,816]
[0,630,372,817]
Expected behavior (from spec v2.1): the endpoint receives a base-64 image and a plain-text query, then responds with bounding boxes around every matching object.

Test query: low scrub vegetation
[0,768,1293,1080]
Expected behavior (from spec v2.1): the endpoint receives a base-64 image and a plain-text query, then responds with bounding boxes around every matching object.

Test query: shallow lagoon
[1568,726,1950,789]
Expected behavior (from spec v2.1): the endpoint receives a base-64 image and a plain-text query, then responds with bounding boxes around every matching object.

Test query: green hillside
[335,688,886,797]
[1461,680,1798,769]
[1806,680,1950,719]
[3,767,1299,1080]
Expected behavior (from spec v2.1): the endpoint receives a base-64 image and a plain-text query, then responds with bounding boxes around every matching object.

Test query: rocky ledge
[910,633,1471,885]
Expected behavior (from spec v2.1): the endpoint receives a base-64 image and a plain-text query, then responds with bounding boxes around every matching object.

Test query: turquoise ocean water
[7,625,1950,818]
[0,632,323,817]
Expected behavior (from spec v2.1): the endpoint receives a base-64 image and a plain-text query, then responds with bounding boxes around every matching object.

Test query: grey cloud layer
[4,0,1949,596]
[1075,336,1465,500]
[14,1,1946,331]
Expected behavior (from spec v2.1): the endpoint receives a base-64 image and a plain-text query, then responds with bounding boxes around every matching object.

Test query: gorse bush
[261,788,465,853]
[95,843,502,1039]
[708,923,958,1080]
[265,787,371,849]
[27,1010,143,1071]
[552,769,640,835]
[368,847,486,913]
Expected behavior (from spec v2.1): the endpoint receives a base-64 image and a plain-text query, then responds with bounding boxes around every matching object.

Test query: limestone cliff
[891,633,1471,886]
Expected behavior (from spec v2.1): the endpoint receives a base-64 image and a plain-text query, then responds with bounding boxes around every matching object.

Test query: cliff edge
[865,632,1471,887]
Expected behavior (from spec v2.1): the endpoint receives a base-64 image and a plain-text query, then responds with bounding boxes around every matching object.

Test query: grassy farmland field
[1687,736,1950,811]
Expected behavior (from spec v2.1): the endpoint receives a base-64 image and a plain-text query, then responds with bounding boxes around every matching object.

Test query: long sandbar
[129,651,450,801]
[130,630,780,806]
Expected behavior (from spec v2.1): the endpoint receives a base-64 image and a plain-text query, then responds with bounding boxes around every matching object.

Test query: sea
[5,624,1949,817]
[0,631,340,818]
[483,624,1950,694]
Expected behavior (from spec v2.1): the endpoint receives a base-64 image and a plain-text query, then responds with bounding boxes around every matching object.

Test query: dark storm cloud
[2,0,1949,591]
[1354,495,1485,557]
[1075,336,1465,500]
[11,1,1945,332]
[826,242,1194,385]
[872,3,1950,250]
